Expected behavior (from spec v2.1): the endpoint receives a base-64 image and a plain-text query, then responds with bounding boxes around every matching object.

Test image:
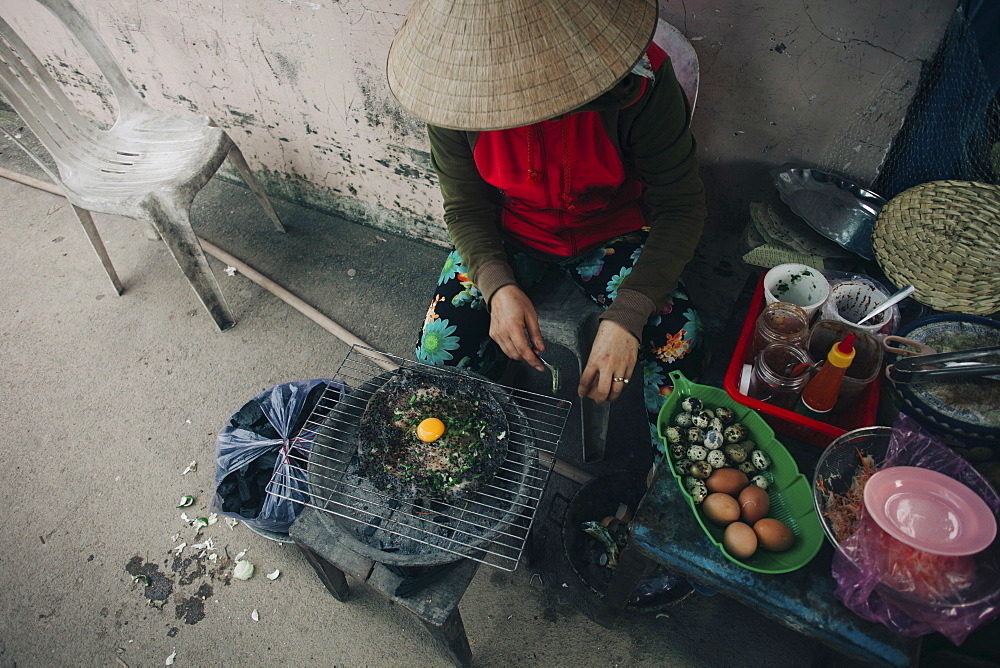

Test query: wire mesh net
[265,345,571,571]
[821,5,999,199]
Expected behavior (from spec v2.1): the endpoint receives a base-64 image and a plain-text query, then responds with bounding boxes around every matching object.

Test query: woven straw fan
[872,180,1000,315]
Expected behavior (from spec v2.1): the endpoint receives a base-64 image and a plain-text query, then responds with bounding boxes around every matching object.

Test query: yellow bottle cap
[826,334,856,368]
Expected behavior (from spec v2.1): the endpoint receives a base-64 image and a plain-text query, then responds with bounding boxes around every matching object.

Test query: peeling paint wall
[0,0,957,247]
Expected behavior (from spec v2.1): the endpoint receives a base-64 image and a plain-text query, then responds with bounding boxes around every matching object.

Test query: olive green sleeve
[427,124,516,301]
[600,58,707,336]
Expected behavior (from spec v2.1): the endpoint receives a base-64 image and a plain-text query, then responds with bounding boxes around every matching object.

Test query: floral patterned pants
[415,228,705,457]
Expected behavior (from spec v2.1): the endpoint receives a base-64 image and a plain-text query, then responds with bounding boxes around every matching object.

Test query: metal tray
[772,165,887,260]
[890,315,1000,443]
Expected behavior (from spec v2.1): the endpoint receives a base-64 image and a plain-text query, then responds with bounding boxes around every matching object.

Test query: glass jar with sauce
[751,302,810,359]
[748,343,814,410]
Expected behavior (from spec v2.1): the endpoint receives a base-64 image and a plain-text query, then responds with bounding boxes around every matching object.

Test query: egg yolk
[416,417,446,442]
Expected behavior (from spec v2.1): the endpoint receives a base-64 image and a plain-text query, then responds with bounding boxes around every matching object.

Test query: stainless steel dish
[772,165,887,260]
[886,315,1000,444]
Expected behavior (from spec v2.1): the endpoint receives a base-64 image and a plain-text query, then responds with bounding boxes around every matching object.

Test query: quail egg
[686,444,708,462]
[689,461,713,479]
[751,450,772,471]
[686,427,706,444]
[673,458,693,473]
[674,411,694,427]
[681,396,703,412]
[703,430,725,450]
[708,417,725,433]
[724,423,748,443]
[689,480,709,504]
[714,406,737,425]
[723,443,748,464]
[664,426,685,443]
[706,449,728,469]
[691,411,712,429]
[737,461,757,475]
[750,474,770,490]
[683,476,702,492]
[670,442,688,459]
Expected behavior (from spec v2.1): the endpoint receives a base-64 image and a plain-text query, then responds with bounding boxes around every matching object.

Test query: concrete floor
[0,116,881,667]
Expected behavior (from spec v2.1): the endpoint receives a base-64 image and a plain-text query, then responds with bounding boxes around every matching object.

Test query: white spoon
[856,285,915,325]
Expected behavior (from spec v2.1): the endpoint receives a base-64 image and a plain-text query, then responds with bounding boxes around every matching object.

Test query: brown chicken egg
[723,521,758,559]
[754,518,795,552]
[705,467,749,496]
[738,484,771,524]
[701,492,741,526]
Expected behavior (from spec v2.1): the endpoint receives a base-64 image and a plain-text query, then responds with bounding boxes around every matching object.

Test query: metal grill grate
[266,345,571,571]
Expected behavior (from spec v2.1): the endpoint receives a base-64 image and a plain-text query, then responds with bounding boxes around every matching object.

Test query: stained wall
[0,0,957,247]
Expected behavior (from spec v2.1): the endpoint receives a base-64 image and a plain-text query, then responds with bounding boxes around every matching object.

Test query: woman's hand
[489,284,545,372]
[578,320,639,403]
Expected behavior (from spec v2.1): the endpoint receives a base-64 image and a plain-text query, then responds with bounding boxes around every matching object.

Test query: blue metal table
[594,454,921,665]
[594,272,921,665]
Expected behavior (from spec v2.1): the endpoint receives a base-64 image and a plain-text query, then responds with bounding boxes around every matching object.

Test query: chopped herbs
[357,370,509,500]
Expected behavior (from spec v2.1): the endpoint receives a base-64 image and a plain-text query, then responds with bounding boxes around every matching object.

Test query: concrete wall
[0,0,957,247]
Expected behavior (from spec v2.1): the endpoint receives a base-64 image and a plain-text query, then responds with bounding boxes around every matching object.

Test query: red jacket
[427,43,705,338]
[472,45,667,258]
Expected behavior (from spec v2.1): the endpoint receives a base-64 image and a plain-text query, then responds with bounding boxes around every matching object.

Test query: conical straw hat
[387,0,659,131]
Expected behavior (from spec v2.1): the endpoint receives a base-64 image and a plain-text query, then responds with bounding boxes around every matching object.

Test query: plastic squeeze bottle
[797,334,856,418]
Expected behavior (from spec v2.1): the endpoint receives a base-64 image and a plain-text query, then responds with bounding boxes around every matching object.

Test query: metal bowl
[890,315,1000,446]
[812,427,893,550]
[772,165,887,260]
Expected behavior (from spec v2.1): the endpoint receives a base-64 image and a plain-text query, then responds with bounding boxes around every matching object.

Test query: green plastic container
[658,371,825,574]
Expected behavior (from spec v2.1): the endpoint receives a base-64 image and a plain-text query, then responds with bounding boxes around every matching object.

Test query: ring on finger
[612,377,629,384]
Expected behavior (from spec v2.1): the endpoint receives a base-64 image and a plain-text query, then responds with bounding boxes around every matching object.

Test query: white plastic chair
[653,18,699,114]
[533,18,699,463]
[0,0,286,331]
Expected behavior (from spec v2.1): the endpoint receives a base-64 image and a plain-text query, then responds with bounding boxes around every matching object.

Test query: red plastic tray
[723,274,881,448]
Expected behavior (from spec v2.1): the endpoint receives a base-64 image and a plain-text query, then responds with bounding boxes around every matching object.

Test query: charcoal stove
[266,346,571,571]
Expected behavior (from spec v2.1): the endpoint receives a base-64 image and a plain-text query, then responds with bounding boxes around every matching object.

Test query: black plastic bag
[211,379,341,533]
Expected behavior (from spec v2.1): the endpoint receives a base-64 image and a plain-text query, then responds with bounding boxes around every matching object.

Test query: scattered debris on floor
[233,560,255,581]
[174,583,213,625]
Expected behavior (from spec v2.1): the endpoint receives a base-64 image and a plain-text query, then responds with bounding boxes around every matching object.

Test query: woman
[387,0,707,456]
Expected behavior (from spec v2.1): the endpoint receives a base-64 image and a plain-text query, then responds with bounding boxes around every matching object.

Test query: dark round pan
[307,364,537,566]
[357,365,509,501]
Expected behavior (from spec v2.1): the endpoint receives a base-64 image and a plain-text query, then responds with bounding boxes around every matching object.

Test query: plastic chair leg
[146,199,236,331]
[70,205,123,295]
[226,145,286,233]
[143,220,161,241]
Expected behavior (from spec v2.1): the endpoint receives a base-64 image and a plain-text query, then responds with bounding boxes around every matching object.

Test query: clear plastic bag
[831,414,1000,644]
[211,379,341,534]
[819,269,902,337]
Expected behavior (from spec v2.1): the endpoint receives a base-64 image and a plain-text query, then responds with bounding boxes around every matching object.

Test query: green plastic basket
[657,371,825,574]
